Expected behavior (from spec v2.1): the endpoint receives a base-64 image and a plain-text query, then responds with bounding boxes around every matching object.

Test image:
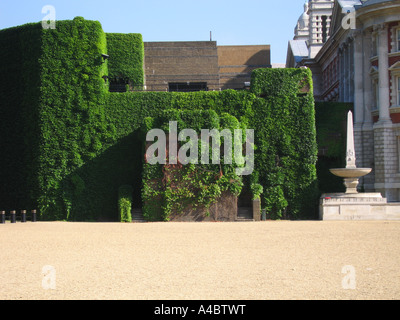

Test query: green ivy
[0,22,43,212]
[0,18,319,221]
[106,33,144,89]
[250,69,318,219]
[142,110,244,221]
[118,185,133,222]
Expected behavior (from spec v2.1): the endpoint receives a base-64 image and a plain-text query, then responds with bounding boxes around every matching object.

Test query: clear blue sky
[0,0,305,64]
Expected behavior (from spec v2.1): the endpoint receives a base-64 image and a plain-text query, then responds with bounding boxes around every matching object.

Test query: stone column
[362,28,375,191]
[350,38,355,102]
[377,23,391,124]
[339,46,344,101]
[344,44,349,101]
[353,31,364,170]
[373,24,396,199]
[363,28,373,127]
[354,31,364,126]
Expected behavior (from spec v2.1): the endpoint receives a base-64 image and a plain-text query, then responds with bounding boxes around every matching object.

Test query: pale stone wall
[361,127,375,191]
[373,124,400,201]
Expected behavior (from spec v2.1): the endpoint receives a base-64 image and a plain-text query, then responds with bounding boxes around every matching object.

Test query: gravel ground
[0,220,399,300]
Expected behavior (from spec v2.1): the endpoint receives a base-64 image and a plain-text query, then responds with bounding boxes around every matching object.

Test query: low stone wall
[319,193,400,220]
[168,191,238,222]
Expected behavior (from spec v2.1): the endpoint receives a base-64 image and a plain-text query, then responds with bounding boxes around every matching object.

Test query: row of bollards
[0,210,37,224]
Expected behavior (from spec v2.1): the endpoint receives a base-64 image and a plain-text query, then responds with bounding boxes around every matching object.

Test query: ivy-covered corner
[249,68,319,219]
[106,33,144,90]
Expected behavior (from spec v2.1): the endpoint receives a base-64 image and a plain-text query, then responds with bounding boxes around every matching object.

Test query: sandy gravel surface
[0,220,399,300]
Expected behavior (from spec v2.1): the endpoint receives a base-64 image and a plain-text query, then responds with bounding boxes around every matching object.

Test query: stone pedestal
[343,178,359,194]
[252,199,261,221]
[319,193,400,220]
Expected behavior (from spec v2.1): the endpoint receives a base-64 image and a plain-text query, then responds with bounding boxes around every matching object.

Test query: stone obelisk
[346,111,356,169]
[319,111,398,221]
[329,111,371,193]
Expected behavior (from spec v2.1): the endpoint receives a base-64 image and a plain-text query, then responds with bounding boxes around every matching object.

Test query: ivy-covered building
[0,17,318,221]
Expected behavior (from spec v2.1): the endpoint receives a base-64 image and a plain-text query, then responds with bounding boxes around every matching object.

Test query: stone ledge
[319,193,400,220]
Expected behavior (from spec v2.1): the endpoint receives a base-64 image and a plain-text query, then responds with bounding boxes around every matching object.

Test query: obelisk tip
[346,110,356,168]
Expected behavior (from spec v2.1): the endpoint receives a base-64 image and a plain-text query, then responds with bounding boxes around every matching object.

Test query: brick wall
[217,45,271,90]
[144,41,220,91]
[168,191,238,221]
[144,42,271,91]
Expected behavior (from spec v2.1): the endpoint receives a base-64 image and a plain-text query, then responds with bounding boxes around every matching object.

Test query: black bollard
[10,210,16,223]
[21,210,26,223]
[31,210,37,222]
[0,211,5,224]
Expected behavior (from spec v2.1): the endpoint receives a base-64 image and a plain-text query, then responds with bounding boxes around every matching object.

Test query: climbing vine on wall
[141,110,244,221]
[0,18,318,221]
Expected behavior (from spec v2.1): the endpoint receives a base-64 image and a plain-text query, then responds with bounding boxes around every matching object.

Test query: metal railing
[0,210,37,223]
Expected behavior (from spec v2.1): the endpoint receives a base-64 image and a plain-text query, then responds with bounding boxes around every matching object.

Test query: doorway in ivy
[237,175,253,220]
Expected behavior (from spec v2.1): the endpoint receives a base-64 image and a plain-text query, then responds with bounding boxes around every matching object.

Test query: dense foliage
[106,33,144,90]
[0,22,42,211]
[250,68,318,219]
[118,185,133,222]
[141,110,245,221]
[0,18,319,221]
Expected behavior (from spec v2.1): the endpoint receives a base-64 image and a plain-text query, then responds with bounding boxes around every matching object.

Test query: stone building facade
[144,41,271,92]
[287,0,400,201]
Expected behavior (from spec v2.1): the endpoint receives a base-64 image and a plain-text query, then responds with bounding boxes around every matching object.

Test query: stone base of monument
[319,193,400,221]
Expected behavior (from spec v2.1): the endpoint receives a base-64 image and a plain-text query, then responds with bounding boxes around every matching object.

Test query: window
[397,29,400,52]
[168,82,208,92]
[321,16,328,43]
[374,80,380,110]
[109,77,128,92]
[372,32,379,57]
[397,136,400,172]
[398,77,400,105]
